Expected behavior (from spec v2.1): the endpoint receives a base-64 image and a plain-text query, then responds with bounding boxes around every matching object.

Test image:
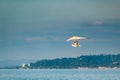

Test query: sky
[0,0,120,61]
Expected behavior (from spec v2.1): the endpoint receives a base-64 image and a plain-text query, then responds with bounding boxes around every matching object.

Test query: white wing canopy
[67,36,86,41]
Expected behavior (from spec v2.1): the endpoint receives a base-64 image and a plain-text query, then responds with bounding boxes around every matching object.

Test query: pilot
[73,41,79,47]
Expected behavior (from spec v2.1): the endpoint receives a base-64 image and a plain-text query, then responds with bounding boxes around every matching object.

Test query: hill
[30,54,120,69]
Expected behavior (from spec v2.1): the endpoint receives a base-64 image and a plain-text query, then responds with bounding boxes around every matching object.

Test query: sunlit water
[0,69,120,80]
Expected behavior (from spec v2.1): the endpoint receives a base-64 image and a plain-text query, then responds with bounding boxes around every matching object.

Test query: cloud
[24,36,64,42]
[25,37,45,42]
[92,21,103,25]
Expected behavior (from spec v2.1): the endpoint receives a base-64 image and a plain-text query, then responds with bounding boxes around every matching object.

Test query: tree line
[30,54,120,69]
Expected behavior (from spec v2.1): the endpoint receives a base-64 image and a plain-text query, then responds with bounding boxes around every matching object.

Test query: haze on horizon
[0,0,120,61]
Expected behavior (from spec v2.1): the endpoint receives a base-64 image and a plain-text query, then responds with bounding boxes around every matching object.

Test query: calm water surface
[0,69,120,80]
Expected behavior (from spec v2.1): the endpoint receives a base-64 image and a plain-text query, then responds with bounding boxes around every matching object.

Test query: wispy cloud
[92,21,103,25]
[24,36,64,42]
[25,37,44,42]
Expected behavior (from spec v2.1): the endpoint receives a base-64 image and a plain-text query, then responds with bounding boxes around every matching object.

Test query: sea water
[0,69,120,80]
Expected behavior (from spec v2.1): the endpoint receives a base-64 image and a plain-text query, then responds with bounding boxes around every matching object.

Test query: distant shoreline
[1,54,120,69]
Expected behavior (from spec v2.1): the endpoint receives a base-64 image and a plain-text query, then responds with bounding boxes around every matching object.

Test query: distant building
[20,64,30,69]
[98,67,106,69]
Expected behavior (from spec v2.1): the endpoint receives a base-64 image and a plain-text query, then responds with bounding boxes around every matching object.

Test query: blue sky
[0,0,120,61]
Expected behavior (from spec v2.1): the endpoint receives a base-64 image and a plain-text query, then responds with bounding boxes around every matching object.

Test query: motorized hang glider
[67,36,87,47]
